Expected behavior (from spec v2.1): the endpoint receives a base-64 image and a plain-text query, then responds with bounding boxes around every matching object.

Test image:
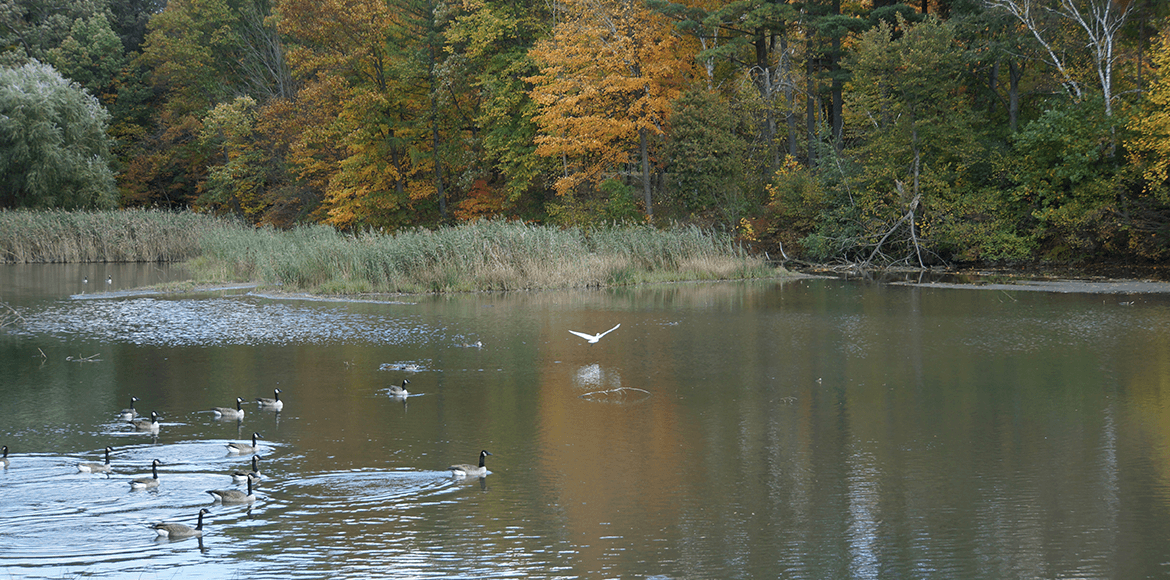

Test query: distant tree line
[2,0,1169,266]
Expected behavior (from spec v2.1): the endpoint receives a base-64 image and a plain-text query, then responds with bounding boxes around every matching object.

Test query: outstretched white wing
[568,329,597,341]
[568,324,620,343]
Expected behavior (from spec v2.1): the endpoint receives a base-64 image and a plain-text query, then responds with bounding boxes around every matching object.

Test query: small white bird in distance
[569,323,621,344]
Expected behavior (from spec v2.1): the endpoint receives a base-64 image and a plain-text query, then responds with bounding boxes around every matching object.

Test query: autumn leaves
[528,0,692,205]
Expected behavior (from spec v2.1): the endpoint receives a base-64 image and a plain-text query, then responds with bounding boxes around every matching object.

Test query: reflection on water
[3,265,1170,579]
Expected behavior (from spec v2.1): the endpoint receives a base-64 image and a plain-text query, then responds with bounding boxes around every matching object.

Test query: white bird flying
[568,323,621,344]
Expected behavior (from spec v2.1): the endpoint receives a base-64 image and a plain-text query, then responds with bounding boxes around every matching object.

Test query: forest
[1,0,1168,267]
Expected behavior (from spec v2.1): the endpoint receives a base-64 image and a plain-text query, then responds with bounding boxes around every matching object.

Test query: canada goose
[256,388,283,410]
[106,276,112,284]
[388,379,410,398]
[118,396,139,421]
[212,397,246,420]
[130,411,161,434]
[207,476,256,504]
[568,324,621,344]
[232,455,262,483]
[449,450,492,478]
[78,446,114,473]
[152,508,211,539]
[130,459,161,489]
[83,276,88,284]
[227,433,261,455]
[1,445,8,468]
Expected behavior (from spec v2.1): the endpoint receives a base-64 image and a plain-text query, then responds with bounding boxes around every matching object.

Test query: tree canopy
[2,0,1169,266]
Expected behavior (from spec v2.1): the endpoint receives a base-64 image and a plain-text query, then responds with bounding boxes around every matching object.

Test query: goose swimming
[151,508,211,539]
[78,446,114,473]
[130,459,161,489]
[568,324,621,344]
[118,396,139,421]
[388,379,410,398]
[212,397,246,420]
[232,455,262,483]
[130,411,161,434]
[207,476,256,504]
[256,389,283,410]
[227,432,261,455]
[449,450,492,478]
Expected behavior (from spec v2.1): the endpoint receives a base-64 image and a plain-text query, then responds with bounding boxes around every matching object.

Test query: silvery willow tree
[0,60,117,209]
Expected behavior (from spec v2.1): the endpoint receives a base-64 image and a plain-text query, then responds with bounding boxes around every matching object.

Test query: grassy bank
[192,219,779,293]
[0,209,235,263]
[1,210,780,292]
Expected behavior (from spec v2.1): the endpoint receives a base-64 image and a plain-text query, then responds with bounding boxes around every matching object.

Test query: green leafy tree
[444,0,548,211]
[649,0,801,169]
[138,0,246,120]
[125,0,287,209]
[834,16,986,265]
[0,60,117,209]
[46,13,126,105]
[1000,99,1119,260]
[664,88,746,217]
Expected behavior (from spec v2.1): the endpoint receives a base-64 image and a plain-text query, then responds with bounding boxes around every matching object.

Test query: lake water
[2,263,1170,579]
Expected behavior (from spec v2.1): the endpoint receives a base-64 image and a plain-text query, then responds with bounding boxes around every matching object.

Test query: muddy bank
[797,263,1170,294]
[892,278,1170,295]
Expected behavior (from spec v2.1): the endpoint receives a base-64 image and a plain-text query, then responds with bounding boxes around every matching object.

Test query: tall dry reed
[192,219,778,293]
[1,210,777,291]
[0,209,240,263]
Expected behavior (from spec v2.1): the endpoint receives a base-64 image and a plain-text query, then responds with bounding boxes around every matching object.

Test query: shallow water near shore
[2,262,1170,579]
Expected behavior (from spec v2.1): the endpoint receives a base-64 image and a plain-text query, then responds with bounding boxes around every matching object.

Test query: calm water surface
[2,263,1170,579]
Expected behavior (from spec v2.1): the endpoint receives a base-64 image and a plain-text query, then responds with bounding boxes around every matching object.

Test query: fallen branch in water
[66,353,103,362]
[578,386,651,404]
[0,301,23,328]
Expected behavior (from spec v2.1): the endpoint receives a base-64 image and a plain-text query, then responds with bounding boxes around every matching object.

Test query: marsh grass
[0,209,237,263]
[1,210,779,291]
[193,219,780,293]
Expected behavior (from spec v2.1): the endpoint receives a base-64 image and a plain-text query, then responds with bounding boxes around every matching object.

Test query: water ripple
[14,296,438,347]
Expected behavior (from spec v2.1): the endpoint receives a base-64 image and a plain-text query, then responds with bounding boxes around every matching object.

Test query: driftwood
[66,353,103,363]
[0,301,21,329]
[578,386,651,404]
[862,180,925,270]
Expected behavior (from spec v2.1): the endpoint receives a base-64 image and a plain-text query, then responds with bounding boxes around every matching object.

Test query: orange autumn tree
[275,0,437,230]
[527,0,696,221]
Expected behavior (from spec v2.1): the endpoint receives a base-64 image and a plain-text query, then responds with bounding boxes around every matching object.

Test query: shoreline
[63,268,1170,301]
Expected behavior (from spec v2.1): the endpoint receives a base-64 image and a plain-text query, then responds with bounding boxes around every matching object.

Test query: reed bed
[193,219,778,293]
[0,210,777,291]
[0,209,238,263]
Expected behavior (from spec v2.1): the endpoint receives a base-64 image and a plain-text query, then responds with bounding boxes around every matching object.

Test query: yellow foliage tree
[527,0,696,219]
[274,0,431,230]
[1129,27,1170,190]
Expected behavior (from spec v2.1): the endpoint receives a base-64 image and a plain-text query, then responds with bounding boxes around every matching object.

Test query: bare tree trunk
[639,128,653,220]
[985,0,1134,115]
[236,0,294,100]
[427,35,446,221]
[1008,60,1021,132]
[780,36,798,158]
[806,36,818,167]
[830,0,843,148]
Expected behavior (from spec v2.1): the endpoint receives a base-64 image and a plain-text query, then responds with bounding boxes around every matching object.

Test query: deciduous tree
[528,0,696,220]
[983,0,1135,116]
[0,61,117,209]
[840,16,985,265]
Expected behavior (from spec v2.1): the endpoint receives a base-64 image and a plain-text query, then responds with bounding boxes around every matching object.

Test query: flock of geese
[2,385,494,541]
[4,322,619,542]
